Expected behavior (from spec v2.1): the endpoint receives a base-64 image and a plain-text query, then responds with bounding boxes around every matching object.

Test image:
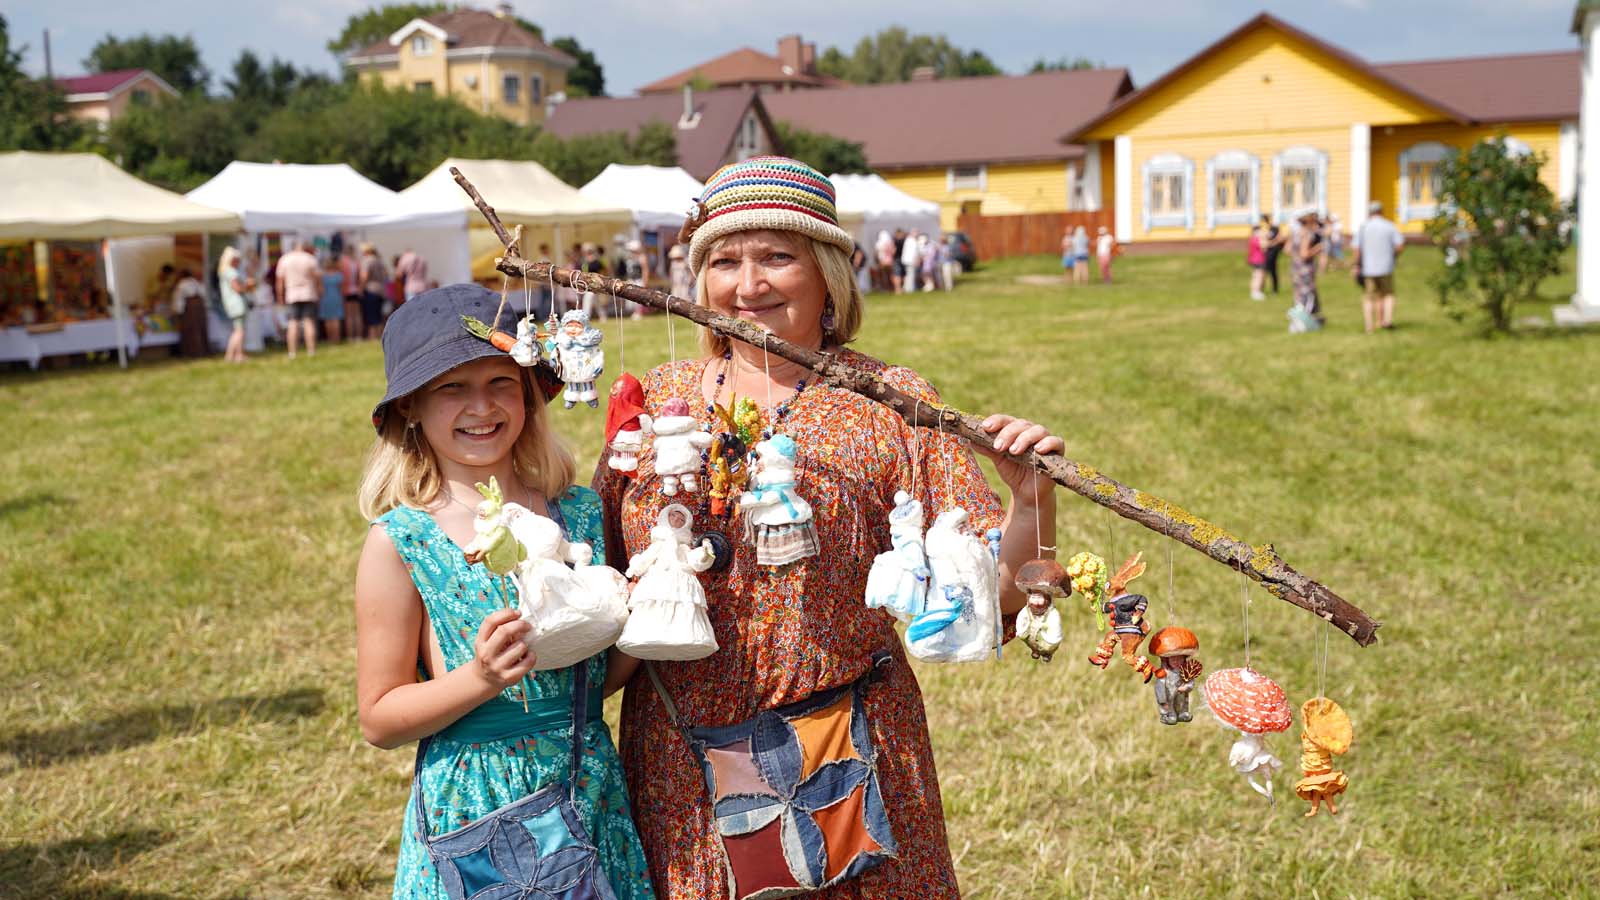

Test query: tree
[0,14,89,150]
[528,122,677,187]
[1426,136,1572,334]
[328,3,446,55]
[1029,56,1101,72]
[773,122,868,176]
[225,50,331,121]
[85,33,209,94]
[815,27,1002,84]
[106,93,243,190]
[551,36,604,97]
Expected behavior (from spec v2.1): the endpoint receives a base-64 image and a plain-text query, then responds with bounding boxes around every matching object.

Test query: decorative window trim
[411,35,434,56]
[530,74,543,105]
[1204,151,1259,229]
[1398,141,1451,223]
[1272,146,1328,224]
[502,73,520,104]
[1141,153,1194,232]
[1500,136,1533,158]
[947,164,987,192]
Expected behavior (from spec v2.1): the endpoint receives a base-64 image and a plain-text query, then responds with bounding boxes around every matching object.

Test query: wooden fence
[955,211,1115,262]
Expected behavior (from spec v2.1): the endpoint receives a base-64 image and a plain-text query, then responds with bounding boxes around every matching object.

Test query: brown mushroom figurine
[1204,667,1293,802]
[1148,626,1202,724]
[1013,559,1070,661]
[1295,697,1353,817]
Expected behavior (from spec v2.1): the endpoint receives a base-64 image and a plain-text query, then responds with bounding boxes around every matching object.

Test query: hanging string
[493,271,511,332]
[613,292,626,373]
[1313,612,1330,698]
[910,398,922,500]
[521,260,532,319]
[1165,541,1176,622]
[667,294,677,362]
[761,330,775,415]
[938,409,953,505]
[1033,468,1044,556]
[1104,509,1116,566]
[1239,570,1252,669]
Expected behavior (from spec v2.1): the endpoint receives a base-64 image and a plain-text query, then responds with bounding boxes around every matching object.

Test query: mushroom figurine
[1013,559,1070,662]
[1295,697,1354,817]
[1204,667,1293,801]
[1148,626,1203,724]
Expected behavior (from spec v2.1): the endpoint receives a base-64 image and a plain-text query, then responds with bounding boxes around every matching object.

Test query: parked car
[944,232,977,271]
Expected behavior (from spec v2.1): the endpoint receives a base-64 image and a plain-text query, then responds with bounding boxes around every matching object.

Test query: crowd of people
[868,228,962,293]
[1060,225,1120,285]
[1245,201,1403,334]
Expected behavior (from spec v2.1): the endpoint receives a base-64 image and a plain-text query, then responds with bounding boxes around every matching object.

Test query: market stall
[830,173,943,248]
[0,151,240,368]
[579,164,704,273]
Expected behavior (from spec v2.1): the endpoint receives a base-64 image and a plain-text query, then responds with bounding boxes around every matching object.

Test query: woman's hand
[473,608,536,693]
[977,414,1064,504]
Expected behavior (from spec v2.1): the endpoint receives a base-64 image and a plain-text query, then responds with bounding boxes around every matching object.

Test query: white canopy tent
[830,173,943,247]
[394,159,632,283]
[579,164,704,233]
[0,151,241,368]
[185,161,465,233]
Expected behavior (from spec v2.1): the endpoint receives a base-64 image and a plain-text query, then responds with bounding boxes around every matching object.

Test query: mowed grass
[3,249,1598,899]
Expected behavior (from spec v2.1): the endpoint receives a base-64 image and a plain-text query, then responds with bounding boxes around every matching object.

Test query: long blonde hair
[696,235,861,357]
[357,368,576,520]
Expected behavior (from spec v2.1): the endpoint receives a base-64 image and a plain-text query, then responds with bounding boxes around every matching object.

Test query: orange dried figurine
[1204,667,1293,801]
[1295,697,1353,817]
[1087,552,1161,681]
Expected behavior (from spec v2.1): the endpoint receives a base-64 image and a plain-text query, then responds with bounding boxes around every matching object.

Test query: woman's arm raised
[973,414,1063,617]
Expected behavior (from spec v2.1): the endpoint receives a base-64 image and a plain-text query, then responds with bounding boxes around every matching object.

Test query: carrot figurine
[461,314,517,353]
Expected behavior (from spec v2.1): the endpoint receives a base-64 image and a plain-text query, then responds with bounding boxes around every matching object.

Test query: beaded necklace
[705,348,808,436]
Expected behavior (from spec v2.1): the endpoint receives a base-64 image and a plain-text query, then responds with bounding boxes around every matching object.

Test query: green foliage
[551,36,604,98]
[1426,136,1572,333]
[773,121,868,176]
[527,121,677,187]
[815,27,1003,83]
[84,32,209,94]
[0,14,90,151]
[1028,56,1101,72]
[224,51,332,131]
[328,3,446,54]
[105,92,243,190]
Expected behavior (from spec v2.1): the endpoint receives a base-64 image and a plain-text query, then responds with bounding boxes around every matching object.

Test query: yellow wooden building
[1065,14,1579,243]
[344,6,574,127]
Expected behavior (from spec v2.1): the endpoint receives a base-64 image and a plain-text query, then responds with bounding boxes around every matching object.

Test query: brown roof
[762,68,1133,170]
[638,47,839,94]
[1374,51,1580,123]
[54,69,176,97]
[542,88,774,180]
[350,8,574,65]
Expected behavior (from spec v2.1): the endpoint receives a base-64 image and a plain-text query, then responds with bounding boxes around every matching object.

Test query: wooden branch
[449,168,1381,646]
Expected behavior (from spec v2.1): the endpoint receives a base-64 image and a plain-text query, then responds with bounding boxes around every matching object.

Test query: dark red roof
[542,88,771,180]
[53,69,162,96]
[638,47,839,94]
[764,68,1134,169]
[1374,51,1580,123]
[351,8,574,65]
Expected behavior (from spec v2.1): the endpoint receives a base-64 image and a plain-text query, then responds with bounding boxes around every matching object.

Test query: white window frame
[1204,151,1260,229]
[502,74,520,104]
[947,164,986,192]
[1398,141,1451,223]
[1272,146,1328,223]
[1141,153,1194,231]
[530,74,543,105]
[1500,136,1533,158]
[411,35,434,56]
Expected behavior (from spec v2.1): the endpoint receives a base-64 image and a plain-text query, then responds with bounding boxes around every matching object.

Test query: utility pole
[43,28,53,80]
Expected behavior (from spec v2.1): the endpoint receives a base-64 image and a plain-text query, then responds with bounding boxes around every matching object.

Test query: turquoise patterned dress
[376,486,655,900]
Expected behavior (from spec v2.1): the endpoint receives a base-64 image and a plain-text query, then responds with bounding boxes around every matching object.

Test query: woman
[318,252,346,343]
[596,157,1061,898]
[1071,225,1090,286]
[1247,221,1268,300]
[1289,209,1326,331]
[874,229,896,293]
[1260,214,1286,294]
[357,243,388,340]
[217,247,252,362]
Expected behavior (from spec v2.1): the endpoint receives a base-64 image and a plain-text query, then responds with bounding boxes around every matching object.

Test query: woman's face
[403,356,527,471]
[703,230,827,348]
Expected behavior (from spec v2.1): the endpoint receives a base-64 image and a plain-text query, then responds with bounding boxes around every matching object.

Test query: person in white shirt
[1095,227,1116,284]
[1352,201,1405,333]
[901,229,923,293]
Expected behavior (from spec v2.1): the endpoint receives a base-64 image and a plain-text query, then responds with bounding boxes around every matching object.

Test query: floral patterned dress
[595,351,1005,899]
[376,487,655,900]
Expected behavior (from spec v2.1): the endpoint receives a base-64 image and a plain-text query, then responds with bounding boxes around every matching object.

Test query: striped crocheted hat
[685,156,855,271]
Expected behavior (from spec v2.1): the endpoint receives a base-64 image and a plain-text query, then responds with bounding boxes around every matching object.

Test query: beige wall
[354,37,569,126]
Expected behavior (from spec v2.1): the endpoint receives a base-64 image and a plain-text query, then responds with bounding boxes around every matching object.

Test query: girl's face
[403,356,527,472]
[703,230,827,348]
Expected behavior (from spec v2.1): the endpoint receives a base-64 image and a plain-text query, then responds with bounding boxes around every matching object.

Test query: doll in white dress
[616,504,718,660]
[502,508,629,671]
[739,435,819,566]
[651,398,711,496]
[906,508,1001,663]
[864,490,929,622]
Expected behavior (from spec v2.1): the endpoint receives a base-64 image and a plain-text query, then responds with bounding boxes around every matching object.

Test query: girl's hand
[976,414,1064,504]
[473,608,536,692]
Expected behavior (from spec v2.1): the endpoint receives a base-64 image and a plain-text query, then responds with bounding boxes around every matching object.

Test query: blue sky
[6,0,1580,95]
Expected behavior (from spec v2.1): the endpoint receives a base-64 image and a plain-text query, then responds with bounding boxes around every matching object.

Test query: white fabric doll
[739,434,820,566]
[502,509,629,671]
[651,397,711,496]
[551,309,604,408]
[509,314,543,368]
[864,490,929,621]
[616,504,718,660]
[460,477,527,577]
[906,508,1001,663]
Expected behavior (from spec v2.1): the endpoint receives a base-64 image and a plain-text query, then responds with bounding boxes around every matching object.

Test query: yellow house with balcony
[344,6,573,127]
[1064,14,1579,244]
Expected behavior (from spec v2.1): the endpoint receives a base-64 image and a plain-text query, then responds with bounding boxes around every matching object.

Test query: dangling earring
[820,297,837,342]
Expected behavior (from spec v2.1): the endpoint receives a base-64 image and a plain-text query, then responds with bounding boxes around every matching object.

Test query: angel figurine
[906,508,1000,663]
[604,373,651,475]
[550,309,603,408]
[460,477,527,578]
[501,512,629,671]
[616,505,718,660]
[652,398,711,496]
[739,435,820,566]
[864,491,930,622]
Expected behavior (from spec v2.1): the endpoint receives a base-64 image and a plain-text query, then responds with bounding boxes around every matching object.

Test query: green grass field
[3,250,1598,899]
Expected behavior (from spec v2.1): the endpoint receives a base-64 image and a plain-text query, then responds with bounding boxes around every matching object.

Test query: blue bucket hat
[370,283,562,431]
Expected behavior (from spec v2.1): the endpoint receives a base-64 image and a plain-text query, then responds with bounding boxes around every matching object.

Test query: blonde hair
[218,246,241,271]
[357,369,576,520]
[696,235,861,357]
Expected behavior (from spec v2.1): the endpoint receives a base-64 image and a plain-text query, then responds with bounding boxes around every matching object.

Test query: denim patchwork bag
[412,662,617,900]
[644,652,899,900]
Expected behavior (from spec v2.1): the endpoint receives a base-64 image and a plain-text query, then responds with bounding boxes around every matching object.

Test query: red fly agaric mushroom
[1204,667,1293,801]
[1014,560,1070,661]
[1148,627,1203,724]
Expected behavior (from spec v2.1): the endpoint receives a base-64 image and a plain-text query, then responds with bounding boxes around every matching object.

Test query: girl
[355,284,654,900]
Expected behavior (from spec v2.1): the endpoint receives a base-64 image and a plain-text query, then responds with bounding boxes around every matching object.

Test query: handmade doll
[1013,559,1070,662]
[1087,553,1161,681]
[460,477,527,578]
[907,508,1001,663]
[1148,626,1203,724]
[864,491,930,622]
[501,511,629,671]
[738,434,820,566]
[616,504,718,660]
[508,314,543,368]
[1295,697,1353,817]
[550,309,604,408]
[604,374,651,476]
[651,397,711,496]
[1205,667,1294,802]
